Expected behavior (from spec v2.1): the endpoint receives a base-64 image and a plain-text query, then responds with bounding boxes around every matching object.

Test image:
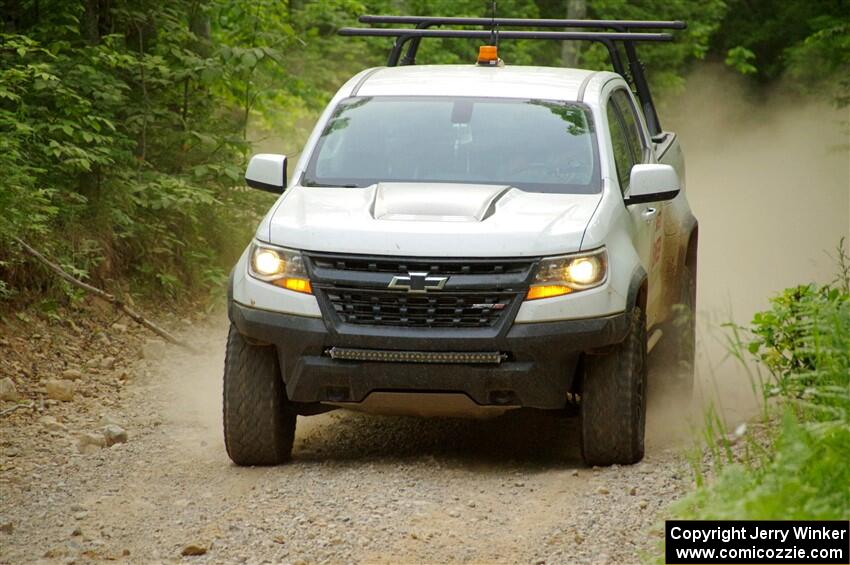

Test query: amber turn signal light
[526,285,572,300]
[273,278,312,294]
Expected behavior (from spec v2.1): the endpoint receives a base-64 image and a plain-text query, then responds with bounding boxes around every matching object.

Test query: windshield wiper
[302,178,361,188]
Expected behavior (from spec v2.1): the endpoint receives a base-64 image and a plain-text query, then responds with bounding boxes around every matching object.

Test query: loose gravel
[1,316,697,564]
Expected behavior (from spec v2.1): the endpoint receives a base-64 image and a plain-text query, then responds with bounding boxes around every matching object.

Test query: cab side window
[612,89,648,163]
[607,99,635,193]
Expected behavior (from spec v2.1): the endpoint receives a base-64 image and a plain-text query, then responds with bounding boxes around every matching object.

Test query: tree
[561,0,587,68]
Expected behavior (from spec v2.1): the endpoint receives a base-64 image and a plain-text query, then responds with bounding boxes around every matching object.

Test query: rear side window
[612,89,648,162]
[607,99,635,192]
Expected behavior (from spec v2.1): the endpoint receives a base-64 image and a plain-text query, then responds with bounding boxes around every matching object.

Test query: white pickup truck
[223,15,698,467]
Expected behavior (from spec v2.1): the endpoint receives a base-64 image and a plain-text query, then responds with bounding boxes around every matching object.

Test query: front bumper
[229,301,630,410]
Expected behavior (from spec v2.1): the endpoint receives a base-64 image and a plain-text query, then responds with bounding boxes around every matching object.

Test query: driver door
[607,90,662,328]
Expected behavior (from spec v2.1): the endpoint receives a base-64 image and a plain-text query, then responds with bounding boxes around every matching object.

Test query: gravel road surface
[1,317,695,564]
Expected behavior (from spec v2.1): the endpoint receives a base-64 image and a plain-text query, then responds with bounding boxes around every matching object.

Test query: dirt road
[0,317,696,564]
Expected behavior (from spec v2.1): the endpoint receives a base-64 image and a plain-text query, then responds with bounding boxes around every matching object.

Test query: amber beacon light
[477,45,500,65]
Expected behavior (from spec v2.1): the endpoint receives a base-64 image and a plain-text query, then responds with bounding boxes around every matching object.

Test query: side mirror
[245,154,287,194]
[624,164,680,205]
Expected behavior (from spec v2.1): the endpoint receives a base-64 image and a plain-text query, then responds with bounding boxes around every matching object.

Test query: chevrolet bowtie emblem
[388,272,449,293]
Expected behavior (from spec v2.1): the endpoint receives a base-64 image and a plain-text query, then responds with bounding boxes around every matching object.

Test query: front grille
[311,255,530,276]
[323,288,515,328]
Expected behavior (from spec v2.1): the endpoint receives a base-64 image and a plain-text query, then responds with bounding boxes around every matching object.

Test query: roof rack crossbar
[380,32,628,77]
[382,18,672,91]
[340,16,686,135]
[385,19,634,99]
[358,15,686,30]
[338,28,672,42]
[340,28,667,82]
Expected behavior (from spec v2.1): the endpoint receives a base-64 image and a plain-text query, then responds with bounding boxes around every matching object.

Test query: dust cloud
[665,65,850,427]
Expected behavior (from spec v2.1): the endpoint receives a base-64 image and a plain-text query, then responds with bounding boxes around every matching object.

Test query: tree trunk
[561,0,587,68]
[189,0,211,50]
[2,0,22,32]
[183,1,212,129]
[83,0,100,44]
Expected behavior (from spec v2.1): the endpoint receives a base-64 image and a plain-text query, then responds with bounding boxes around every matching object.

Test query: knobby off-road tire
[223,325,295,466]
[580,306,647,466]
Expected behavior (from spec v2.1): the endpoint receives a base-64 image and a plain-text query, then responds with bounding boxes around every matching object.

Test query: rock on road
[0,318,694,564]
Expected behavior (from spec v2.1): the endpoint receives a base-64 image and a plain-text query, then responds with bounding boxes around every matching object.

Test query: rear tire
[223,325,295,466]
[655,264,696,400]
[580,306,647,466]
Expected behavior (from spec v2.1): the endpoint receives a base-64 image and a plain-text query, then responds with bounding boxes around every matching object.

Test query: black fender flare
[226,267,236,321]
[679,217,699,272]
[626,265,648,313]
[585,266,646,356]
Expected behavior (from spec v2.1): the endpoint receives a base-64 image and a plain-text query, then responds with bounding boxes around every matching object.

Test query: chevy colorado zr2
[223,15,698,467]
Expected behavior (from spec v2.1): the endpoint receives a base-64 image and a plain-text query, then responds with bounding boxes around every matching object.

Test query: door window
[612,89,648,163]
[606,99,635,193]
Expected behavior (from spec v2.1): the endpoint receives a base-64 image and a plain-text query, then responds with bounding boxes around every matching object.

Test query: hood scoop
[371,182,511,222]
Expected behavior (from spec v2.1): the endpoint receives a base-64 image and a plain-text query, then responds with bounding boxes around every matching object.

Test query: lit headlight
[248,243,312,294]
[566,255,605,286]
[527,248,607,300]
[253,248,284,276]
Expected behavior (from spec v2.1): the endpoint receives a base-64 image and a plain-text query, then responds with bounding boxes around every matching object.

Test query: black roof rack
[338,15,687,135]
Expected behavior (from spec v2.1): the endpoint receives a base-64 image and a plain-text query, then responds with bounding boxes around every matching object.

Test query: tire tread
[223,326,295,466]
[580,307,647,466]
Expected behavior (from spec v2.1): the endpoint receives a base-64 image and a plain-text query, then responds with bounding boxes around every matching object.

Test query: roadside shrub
[670,241,850,524]
[0,1,274,307]
[677,414,850,520]
[749,282,850,421]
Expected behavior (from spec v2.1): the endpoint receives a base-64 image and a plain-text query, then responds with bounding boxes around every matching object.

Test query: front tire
[223,325,295,466]
[580,306,647,466]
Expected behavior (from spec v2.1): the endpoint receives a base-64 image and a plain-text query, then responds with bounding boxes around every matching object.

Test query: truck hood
[263,183,601,257]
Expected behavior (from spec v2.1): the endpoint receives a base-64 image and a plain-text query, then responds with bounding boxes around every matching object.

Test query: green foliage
[0,0,274,304]
[583,0,728,94]
[786,14,850,107]
[676,413,850,520]
[725,46,757,75]
[669,242,850,533]
[748,282,850,420]
[713,0,850,104]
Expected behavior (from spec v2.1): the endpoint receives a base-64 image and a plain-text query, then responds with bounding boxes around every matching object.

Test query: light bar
[326,347,505,364]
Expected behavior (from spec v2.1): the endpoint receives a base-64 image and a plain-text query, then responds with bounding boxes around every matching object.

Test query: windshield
[303,96,601,194]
